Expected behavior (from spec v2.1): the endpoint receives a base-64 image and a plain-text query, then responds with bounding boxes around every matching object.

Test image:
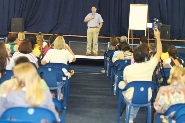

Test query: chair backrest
[113,60,131,71]
[0,107,57,123]
[0,70,13,84]
[106,50,114,58]
[123,81,157,104]
[164,103,185,116]
[37,66,66,88]
[45,63,71,72]
[173,106,185,122]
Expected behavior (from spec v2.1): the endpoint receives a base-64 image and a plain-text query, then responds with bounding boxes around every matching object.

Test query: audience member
[140,35,148,44]
[114,43,132,62]
[0,63,59,120]
[161,44,169,60]
[32,33,44,57]
[163,45,184,68]
[112,42,128,62]
[5,33,19,54]
[44,34,57,56]
[0,41,14,78]
[154,66,185,122]
[12,39,39,68]
[15,32,25,45]
[0,56,48,97]
[108,37,118,50]
[115,36,127,50]
[118,29,162,123]
[41,36,75,77]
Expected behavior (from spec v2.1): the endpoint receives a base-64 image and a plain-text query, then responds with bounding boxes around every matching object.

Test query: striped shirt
[12,52,38,64]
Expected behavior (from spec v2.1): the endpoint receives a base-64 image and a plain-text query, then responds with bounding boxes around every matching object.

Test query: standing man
[84,5,103,56]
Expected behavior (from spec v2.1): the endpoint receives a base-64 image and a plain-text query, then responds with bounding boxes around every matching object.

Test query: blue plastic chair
[168,106,185,123]
[117,81,157,123]
[53,98,66,123]
[0,107,58,123]
[0,120,35,123]
[111,60,131,96]
[0,70,13,84]
[106,50,115,78]
[38,66,68,106]
[155,103,185,123]
[45,63,71,103]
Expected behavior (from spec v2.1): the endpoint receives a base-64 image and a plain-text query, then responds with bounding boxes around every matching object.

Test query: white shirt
[6,58,15,70]
[119,57,158,100]
[43,49,74,64]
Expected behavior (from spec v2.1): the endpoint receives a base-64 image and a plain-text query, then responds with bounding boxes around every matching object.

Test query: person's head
[162,44,169,53]
[54,36,65,50]
[28,35,37,49]
[148,43,155,52]
[18,32,25,41]
[168,66,185,84]
[121,43,130,52]
[110,37,118,46]
[117,42,128,51]
[133,45,148,63]
[91,5,97,13]
[120,36,127,43]
[7,33,16,42]
[36,33,44,48]
[0,41,9,76]
[13,63,45,107]
[15,56,30,66]
[57,32,63,37]
[140,36,148,44]
[48,34,57,47]
[18,39,32,54]
[168,45,177,59]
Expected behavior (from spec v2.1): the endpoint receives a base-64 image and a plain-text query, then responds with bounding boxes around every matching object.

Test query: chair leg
[125,105,131,123]
[116,101,123,123]
[155,113,161,123]
[147,106,152,123]
[120,104,126,117]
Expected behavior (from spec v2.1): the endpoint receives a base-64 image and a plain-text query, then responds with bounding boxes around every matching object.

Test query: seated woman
[14,32,25,45]
[0,41,14,78]
[32,33,44,58]
[163,45,184,68]
[161,44,169,60]
[12,39,39,68]
[0,56,49,97]
[41,36,75,77]
[0,63,59,120]
[43,34,57,56]
[154,66,185,122]
[114,43,132,62]
[5,33,19,55]
[108,37,118,50]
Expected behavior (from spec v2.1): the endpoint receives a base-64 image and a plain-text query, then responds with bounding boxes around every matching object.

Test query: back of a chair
[173,106,185,122]
[164,103,185,116]
[0,70,13,84]
[45,63,71,72]
[0,107,57,123]
[123,81,157,104]
[38,66,66,88]
[113,60,131,76]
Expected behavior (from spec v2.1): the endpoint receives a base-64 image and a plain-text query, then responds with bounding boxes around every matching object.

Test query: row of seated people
[0,57,61,122]
[104,29,185,123]
[2,32,76,74]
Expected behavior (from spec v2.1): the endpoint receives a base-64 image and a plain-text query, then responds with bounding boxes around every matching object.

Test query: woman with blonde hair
[32,33,44,57]
[0,63,59,120]
[41,36,76,65]
[154,66,185,122]
[15,32,25,45]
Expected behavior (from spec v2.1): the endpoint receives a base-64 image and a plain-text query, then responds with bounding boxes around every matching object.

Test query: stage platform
[75,55,104,60]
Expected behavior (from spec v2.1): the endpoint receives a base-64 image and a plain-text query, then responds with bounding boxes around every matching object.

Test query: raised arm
[154,29,162,61]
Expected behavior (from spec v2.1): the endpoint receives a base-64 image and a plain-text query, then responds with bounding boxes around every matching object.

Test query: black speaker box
[160,24,170,39]
[11,18,24,32]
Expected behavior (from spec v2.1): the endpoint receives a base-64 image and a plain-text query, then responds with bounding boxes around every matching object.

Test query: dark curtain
[0,0,185,39]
